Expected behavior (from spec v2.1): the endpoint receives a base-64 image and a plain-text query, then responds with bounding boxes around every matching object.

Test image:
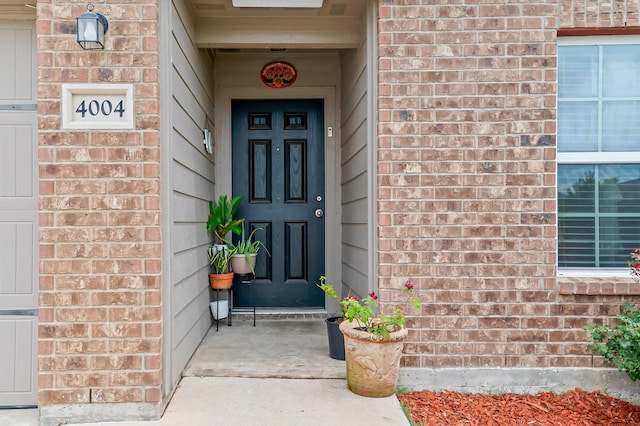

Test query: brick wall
[37,1,162,406]
[560,0,640,28]
[377,0,638,369]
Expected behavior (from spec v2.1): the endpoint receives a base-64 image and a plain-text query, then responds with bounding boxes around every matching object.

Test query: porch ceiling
[189,0,366,49]
[0,2,35,19]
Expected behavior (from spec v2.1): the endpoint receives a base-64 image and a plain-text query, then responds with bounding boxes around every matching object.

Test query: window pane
[599,219,635,267]
[558,45,598,98]
[599,164,640,213]
[599,164,631,267]
[602,101,640,151]
[603,45,640,97]
[599,217,640,267]
[558,101,598,152]
[559,164,640,268]
[558,41,640,270]
[558,165,595,212]
[558,217,595,267]
[612,217,640,265]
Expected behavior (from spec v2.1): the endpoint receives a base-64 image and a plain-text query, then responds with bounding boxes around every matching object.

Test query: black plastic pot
[325,316,345,360]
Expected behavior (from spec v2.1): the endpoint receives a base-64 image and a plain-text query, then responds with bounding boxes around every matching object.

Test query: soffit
[190,0,365,18]
[189,0,366,49]
[0,2,35,19]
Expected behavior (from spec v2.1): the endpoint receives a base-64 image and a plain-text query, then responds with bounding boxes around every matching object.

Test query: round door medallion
[261,61,297,88]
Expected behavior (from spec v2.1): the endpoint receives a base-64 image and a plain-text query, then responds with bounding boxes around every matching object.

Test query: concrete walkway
[68,376,409,426]
[3,318,410,425]
[0,408,39,426]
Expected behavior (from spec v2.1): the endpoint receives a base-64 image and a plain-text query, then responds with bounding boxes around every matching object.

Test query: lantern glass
[76,9,108,50]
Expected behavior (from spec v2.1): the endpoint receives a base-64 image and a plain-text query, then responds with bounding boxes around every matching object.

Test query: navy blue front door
[232,99,325,308]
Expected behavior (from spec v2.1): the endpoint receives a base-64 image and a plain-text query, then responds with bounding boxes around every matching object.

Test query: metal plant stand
[231,273,256,327]
[211,286,232,332]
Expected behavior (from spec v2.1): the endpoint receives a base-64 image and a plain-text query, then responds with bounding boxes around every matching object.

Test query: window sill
[558,277,640,295]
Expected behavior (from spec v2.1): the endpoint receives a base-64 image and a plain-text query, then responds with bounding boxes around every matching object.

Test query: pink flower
[404,280,414,290]
[346,295,359,302]
[369,292,378,300]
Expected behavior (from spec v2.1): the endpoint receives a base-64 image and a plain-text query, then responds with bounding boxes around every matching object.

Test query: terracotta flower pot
[209,272,234,289]
[339,319,408,398]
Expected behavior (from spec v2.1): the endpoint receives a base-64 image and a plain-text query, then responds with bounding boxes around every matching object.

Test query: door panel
[0,28,34,101]
[0,220,36,309]
[0,122,34,200]
[232,99,325,308]
[0,21,38,407]
[0,317,37,406]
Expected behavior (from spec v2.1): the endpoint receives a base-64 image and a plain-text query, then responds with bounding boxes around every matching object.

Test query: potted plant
[318,276,347,360]
[207,245,233,289]
[321,279,419,397]
[227,224,270,275]
[206,194,244,246]
[205,194,243,288]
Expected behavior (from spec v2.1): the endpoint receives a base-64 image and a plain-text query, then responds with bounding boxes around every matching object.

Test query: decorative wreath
[261,61,297,88]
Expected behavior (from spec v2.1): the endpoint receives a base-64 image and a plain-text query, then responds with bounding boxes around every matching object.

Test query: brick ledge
[558,277,640,295]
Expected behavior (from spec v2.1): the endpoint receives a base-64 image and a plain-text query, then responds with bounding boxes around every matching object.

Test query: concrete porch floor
[2,318,410,425]
[183,317,346,379]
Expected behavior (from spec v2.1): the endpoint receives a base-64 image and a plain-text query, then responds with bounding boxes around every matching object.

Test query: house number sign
[62,84,134,130]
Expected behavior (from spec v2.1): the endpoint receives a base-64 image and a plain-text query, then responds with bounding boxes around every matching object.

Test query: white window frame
[557,35,640,277]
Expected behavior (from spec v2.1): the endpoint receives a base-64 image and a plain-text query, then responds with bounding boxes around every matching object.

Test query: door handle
[315,209,324,218]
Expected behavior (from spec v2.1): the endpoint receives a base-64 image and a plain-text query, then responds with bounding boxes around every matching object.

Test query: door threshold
[231,307,328,320]
[255,308,327,315]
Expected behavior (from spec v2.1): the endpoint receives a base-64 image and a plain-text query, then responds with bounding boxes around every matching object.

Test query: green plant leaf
[206,195,244,242]
[585,302,640,381]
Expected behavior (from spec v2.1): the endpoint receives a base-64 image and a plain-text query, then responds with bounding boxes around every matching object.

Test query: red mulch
[398,388,640,426]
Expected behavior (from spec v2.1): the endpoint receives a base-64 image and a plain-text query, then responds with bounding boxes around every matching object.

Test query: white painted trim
[215,86,340,308]
[558,268,629,278]
[558,35,640,45]
[366,0,377,294]
[159,0,174,403]
[232,0,323,7]
[557,152,640,163]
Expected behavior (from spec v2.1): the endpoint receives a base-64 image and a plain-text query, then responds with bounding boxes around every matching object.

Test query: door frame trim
[215,87,340,310]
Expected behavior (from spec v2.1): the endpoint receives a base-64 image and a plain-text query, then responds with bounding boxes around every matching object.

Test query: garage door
[0,21,38,408]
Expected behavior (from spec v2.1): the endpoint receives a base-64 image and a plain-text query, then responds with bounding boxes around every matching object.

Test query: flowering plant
[318,277,419,339]
[317,276,348,318]
[629,248,640,281]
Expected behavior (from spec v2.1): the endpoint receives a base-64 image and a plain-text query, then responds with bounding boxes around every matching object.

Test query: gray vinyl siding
[214,52,341,88]
[169,1,215,386]
[0,20,38,407]
[339,33,370,298]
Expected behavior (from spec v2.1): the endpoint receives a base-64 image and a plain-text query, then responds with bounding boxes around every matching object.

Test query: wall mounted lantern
[76,4,109,50]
